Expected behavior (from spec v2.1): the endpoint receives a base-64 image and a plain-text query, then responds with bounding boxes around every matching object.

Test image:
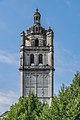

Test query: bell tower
[19,9,54,105]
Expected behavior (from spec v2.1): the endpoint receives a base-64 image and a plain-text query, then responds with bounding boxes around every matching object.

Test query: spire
[33,8,41,25]
[47,26,53,34]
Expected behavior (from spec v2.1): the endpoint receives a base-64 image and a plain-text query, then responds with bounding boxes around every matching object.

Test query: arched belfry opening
[30,54,34,64]
[35,39,39,47]
[39,54,43,64]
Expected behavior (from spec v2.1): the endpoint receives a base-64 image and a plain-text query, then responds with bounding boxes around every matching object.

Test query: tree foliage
[2,92,43,120]
[2,72,80,120]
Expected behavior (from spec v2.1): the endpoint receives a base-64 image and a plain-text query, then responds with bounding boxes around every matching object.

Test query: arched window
[35,39,39,47]
[36,27,38,32]
[39,54,43,64]
[30,54,34,64]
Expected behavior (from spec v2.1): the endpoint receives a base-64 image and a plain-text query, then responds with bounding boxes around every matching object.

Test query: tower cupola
[33,8,41,25]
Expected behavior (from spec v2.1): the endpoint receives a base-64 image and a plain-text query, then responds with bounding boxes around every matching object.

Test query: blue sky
[0,0,80,114]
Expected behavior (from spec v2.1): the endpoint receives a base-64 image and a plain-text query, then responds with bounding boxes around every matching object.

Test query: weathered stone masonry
[19,9,54,105]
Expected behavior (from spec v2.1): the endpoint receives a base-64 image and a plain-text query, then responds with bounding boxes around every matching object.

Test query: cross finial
[49,26,51,29]
[36,8,38,12]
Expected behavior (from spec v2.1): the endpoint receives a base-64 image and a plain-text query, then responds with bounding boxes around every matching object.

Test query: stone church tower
[20,9,54,105]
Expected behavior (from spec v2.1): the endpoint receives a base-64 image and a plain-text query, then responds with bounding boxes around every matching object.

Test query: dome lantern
[33,8,41,25]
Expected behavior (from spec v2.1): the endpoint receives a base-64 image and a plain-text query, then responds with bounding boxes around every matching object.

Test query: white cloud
[0,51,19,115]
[0,50,19,66]
[55,46,80,74]
[0,90,19,115]
[64,0,73,7]
[54,46,79,94]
